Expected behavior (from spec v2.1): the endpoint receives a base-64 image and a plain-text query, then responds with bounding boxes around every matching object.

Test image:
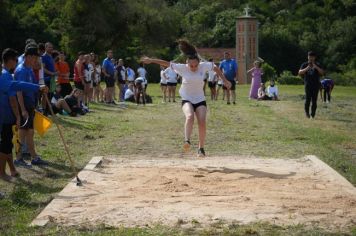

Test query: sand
[32,155,356,230]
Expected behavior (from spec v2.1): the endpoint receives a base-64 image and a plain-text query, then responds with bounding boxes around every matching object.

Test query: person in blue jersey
[219,52,238,104]
[41,42,57,92]
[0,48,48,180]
[102,50,116,104]
[15,44,48,167]
[320,77,334,103]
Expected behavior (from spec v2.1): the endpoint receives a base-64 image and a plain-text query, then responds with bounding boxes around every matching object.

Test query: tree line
[0,0,355,85]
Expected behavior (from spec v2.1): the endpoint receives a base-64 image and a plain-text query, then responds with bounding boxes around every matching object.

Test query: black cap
[308,51,316,56]
[25,43,39,56]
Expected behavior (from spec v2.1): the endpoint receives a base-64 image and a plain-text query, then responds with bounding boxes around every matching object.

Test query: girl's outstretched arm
[141,57,170,68]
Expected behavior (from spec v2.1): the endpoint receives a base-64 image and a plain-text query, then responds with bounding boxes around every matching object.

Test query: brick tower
[236,6,259,84]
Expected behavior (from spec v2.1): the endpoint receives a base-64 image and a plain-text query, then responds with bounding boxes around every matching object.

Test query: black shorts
[84,80,91,84]
[105,76,115,88]
[182,100,207,112]
[74,81,84,90]
[93,82,98,87]
[161,83,167,87]
[0,124,14,154]
[167,82,177,87]
[218,84,222,87]
[223,80,236,91]
[208,82,217,88]
[59,83,72,97]
[19,105,35,130]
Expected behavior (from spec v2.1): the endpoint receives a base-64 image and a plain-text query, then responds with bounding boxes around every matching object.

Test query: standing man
[42,42,57,93]
[14,44,48,166]
[298,51,324,119]
[102,50,116,104]
[116,59,126,102]
[219,52,238,104]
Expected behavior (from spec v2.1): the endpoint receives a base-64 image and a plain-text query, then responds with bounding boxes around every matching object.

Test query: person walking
[298,51,324,119]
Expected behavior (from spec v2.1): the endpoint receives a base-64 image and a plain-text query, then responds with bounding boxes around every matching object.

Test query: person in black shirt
[298,51,324,119]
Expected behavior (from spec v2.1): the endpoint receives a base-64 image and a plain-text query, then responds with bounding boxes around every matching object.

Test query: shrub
[277,70,304,85]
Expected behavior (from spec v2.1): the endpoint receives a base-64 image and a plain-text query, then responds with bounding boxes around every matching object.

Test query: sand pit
[32,155,356,230]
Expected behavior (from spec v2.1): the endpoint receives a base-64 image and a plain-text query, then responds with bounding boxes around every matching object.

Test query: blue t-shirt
[102,58,115,77]
[0,71,39,131]
[42,53,55,82]
[0,69,17,124]
[219,59,238,81]
[14,63,37,107]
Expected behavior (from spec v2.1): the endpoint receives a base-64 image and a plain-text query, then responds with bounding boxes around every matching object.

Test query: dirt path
[32,155,356,230]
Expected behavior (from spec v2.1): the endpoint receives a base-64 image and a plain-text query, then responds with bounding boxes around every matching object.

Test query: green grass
[0,84,355,235]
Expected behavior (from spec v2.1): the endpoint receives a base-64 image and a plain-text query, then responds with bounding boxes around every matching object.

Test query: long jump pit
[32,155,356,230]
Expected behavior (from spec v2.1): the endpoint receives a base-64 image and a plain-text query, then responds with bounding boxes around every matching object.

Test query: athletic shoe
[197,148,206,158]
[31,156,48,166]
[305,113,310,119]
[183,140,191,152]
[310,116,315,120]
[227,102,231,105]
[233,101,236,105]
[14,158,32,168]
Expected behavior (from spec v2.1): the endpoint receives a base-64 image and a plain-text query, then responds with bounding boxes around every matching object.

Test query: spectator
[164,66,178,102]
[116,59,126,102]
[266,80,279,100]
[55,51,72,97]
[102,50,116,104]
[207,58,218,101]
[64,89,84,115]
[160,66,168,103]
[73,51,85,104]
[50,85,75,116]
[83,54,94,107]
[126,66,135,85]
[93,54,104,103]
[320,77,334,103]
[219,52,238,104]
[298,51,324,119]
[42,42,57,94]
[257,83,270,100]
[247,60,263,99]
[124,83,135,102]
[137,63,148,91]
[14,44,48,167]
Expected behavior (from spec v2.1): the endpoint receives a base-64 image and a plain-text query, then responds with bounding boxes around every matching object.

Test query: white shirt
[160,70,167,84]
[207,71,217,82]
[124,88,134,100]
[171,62,214,104]
[164,67,178,83]
[137,67,147,78]
[267,85,278,97]
[85,63,94,82]
[126,68,135,82]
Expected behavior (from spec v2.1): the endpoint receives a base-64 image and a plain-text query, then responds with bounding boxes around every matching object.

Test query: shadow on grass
[16,178,63,194]
[198,167,296,179]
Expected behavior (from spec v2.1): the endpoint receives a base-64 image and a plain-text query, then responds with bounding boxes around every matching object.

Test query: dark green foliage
[277,71,304,85]
[0,0,354,84]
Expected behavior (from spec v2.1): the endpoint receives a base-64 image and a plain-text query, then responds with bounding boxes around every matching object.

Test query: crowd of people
[0,39,156,181]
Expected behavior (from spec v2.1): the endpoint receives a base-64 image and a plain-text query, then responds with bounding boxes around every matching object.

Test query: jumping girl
[141,40,231,157]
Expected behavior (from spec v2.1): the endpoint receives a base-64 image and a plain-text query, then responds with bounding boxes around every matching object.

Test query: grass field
[0,84,355,235]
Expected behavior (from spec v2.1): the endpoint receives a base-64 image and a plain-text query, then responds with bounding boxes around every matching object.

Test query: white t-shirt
[124,88,134,100]
[126,68,135,82]
[171,62,214,104]
[85,63,94,82]
[164,67,178,83]
[160,70,167,84]
[137,67,147,78]
[267,85,278,97]
[207,71,217,82]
